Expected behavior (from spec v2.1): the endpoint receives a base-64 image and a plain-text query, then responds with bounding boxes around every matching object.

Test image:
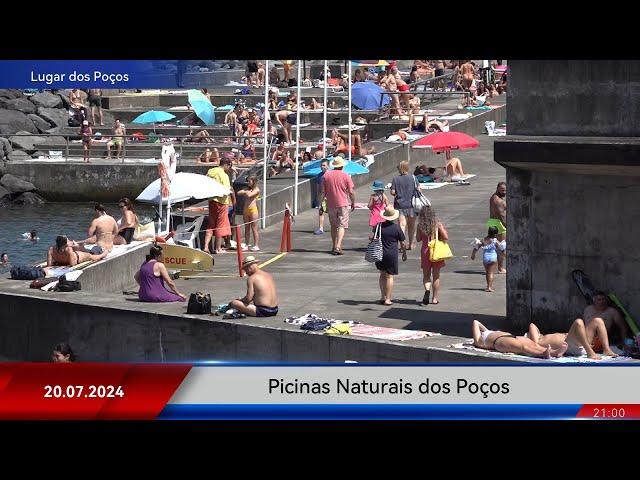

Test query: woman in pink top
[368,180,389,227]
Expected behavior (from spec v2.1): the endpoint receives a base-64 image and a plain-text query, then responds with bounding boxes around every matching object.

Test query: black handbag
[54,275,82,292]
[187,292,212,314]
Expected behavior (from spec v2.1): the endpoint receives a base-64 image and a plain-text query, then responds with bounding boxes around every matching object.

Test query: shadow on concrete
[449,287,490,292]
[338,299,422,307]
[452,270,485,275]
[377,308,512,336]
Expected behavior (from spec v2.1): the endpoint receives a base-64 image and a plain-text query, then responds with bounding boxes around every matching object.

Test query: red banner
[0,364,190,420]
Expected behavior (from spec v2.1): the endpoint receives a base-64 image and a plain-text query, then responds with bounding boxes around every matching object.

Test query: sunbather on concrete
[47,235,107,268]
[472,320,567,358]
[408,113,448,132]
[526,318,618,361]
[584,291,630,343]
[73,203,118,254]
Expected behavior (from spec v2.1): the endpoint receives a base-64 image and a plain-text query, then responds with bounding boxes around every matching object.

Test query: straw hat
[331,156,347,168]
[242,256,259,268]
[380,206,400,222]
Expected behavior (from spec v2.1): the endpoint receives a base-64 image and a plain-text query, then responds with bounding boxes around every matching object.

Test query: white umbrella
[136,172,230,205]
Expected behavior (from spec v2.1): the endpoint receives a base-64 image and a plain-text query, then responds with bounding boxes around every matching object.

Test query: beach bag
[10,265,45,280]
[412,175,431,214]
[54,275,82,292]
[133,221,156,241]
[365,223,383,263]
[187,292,212,314]
[428,227,453,262]
[30,277,58,289]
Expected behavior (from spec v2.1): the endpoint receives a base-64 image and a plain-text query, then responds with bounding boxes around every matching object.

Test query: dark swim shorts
[256,305,278,317]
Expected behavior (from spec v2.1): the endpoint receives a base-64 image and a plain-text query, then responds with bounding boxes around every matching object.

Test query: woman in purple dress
[135,245,186,302]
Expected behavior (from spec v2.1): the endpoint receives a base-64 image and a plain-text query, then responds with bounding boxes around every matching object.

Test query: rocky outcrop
[0,136,12,159]
[0,173,36,193]
[12,191,45,205]
[36,107,70,128]
[0,89,24,100]
[27,114,53,133]
[0,109,37,135]
[8,150,31,162]
[9,131,46,153]
[0,168,45,206]
[30,92,62,109]
[4,97,37,114]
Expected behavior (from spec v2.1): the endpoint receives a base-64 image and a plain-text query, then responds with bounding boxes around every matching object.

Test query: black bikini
[492,334,516,351]
[121,228,135,244]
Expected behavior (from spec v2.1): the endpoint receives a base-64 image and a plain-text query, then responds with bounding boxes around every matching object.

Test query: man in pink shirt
[320,155,355,255]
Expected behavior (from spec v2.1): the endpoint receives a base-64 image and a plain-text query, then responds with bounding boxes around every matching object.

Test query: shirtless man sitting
[584,291,630,344]
[73,203,118,255]
[472,320,567,359]
[47,235,107,268]
[526,317,618,361]
[228,256,279,317]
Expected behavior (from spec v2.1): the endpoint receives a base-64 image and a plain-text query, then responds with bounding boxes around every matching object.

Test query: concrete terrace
[0,134,523,363]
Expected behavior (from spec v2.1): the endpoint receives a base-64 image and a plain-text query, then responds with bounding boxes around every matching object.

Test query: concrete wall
[500,61,640,331]
[0,291,515,363]
[79,243,149,293]
[506,169,640,331]
[508,60,640,136]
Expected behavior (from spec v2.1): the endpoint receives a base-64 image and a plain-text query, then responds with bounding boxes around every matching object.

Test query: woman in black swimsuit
[472,320,567,359]
[114,197,138,245]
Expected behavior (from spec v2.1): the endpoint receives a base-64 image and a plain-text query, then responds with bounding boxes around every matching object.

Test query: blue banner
[159,404,584,420]
[0,60,191,89]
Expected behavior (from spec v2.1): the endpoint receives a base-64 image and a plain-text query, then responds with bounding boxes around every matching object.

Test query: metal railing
[1,132,334,165]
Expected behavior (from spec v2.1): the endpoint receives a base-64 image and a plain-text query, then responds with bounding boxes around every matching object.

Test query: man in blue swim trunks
[229,256,279,317]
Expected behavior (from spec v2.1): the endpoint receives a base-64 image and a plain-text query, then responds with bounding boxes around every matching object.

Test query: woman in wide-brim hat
[372,205,407,306]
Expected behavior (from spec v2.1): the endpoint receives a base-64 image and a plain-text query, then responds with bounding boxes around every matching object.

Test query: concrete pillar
[495,61,640,331]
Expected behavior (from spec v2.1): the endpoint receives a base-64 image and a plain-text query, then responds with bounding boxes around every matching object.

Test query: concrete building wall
[508,60,640,136]
[506,168,640,331]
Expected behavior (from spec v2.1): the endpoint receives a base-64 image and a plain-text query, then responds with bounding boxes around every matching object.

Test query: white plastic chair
[174,216,205,249]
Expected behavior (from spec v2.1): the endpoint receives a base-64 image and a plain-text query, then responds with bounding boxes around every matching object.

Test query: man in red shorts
[204,157,233,254]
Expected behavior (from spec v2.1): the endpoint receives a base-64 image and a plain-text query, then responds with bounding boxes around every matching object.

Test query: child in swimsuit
[471,226,506,292]
[237,175,260,251]
[368,180,389,227]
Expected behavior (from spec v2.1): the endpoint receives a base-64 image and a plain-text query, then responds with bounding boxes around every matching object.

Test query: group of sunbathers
[472,291,628,360]
[46,201,141,269]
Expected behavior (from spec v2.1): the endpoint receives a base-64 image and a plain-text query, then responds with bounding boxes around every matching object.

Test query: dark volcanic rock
[27,114,53,133]
[12,191,45,205]
[9,131,46,153]
[36,107,70,128]
[5,97,37,114]
[0,109,38,134]
[0,137,12,158]
[0,185,10,199]
[0,89,24,99]
[7,150,31,162]
[0,173,36,193]
[29,92,62,109]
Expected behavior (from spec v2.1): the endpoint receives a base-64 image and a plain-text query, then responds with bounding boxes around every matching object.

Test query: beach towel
[350,324,440,341]
[449,342,630,363]
[419,182,450,190]
[433,114,473,120]
[465,106,492,111]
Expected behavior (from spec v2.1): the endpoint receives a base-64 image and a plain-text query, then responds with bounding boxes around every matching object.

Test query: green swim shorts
[486,218,506,235]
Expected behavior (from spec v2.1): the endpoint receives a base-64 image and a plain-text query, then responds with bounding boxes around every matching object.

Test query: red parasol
[411,131,480,153]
